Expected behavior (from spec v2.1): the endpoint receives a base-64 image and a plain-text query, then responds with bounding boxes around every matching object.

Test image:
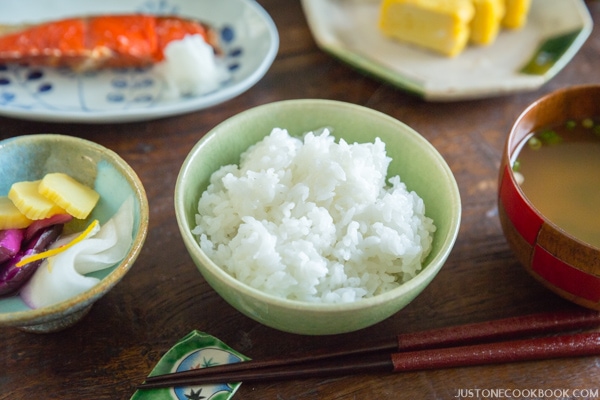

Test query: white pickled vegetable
[20,197,134,309]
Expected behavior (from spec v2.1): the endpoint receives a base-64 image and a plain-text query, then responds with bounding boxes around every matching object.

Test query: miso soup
[512,117,600,248]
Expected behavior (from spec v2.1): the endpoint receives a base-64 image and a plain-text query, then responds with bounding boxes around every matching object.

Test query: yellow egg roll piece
[502,0,531,29]
[379,0,475,57]
[470,0,505,45]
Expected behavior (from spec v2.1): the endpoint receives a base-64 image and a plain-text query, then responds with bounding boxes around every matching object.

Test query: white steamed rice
[192,128,436,304]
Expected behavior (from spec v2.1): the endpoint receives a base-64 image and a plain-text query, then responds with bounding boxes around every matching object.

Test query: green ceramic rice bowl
[175,99,461,335]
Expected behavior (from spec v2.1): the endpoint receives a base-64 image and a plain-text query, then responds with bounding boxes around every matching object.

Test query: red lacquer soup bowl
[498,85,600,310]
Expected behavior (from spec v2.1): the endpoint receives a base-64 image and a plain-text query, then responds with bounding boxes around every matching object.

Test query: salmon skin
[0,14,220,71]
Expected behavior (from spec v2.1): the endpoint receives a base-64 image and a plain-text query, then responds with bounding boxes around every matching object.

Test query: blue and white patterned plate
[0,0,278,123]
[301,0,592,101]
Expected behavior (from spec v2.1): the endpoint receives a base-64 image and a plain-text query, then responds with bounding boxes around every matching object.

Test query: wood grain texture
[1,1,600,399]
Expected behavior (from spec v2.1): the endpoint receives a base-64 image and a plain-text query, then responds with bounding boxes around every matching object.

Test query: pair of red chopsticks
[137,309,600,390]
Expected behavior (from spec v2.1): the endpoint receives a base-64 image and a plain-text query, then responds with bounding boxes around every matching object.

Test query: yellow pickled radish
[8,180,67,220]
[38,173,100,219]
[0,196,33,229]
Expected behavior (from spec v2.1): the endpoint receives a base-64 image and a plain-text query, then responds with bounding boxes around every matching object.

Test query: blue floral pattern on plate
[0,0,278,122]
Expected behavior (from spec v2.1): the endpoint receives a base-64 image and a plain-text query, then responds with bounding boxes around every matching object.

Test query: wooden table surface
[2,1,600,399]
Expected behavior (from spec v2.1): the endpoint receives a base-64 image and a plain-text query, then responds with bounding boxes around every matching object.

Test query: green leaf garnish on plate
[521,30,582,75]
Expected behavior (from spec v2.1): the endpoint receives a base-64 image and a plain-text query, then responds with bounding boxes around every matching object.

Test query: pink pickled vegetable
[0,229,24,264]
[24,213,72,243]
[0,224,62,296]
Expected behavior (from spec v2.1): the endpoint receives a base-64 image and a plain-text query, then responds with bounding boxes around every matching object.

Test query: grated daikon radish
[157,34,230,99]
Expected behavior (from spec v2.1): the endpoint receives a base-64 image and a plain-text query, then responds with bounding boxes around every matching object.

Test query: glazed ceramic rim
[175,99,461,314]
[300,0,593,101]
[0,0,279,123]
[0,134,149,326]
[503,84,600,252]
